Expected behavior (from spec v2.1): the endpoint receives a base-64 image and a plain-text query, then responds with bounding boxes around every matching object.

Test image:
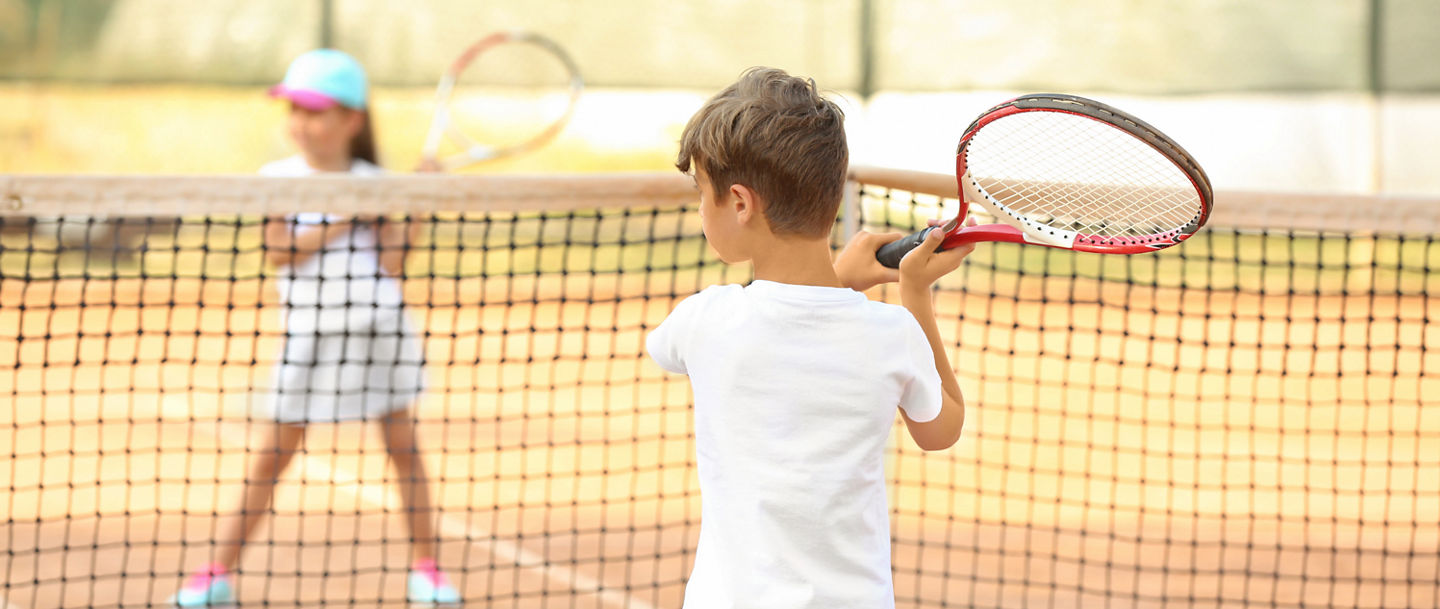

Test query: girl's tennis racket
[876,93,1212,268]
[421,30,584,171]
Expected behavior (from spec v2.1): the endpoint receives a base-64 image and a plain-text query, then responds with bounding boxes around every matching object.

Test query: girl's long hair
[350,108,379,166]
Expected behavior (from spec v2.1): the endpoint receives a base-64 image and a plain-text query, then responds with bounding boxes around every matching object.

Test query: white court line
[161,396,659,609]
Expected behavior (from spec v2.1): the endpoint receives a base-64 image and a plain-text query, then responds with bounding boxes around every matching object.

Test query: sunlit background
[3,0,1439,194]
[4,4,1440,609]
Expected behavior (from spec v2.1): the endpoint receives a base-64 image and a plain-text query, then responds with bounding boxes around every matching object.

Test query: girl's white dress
[259,156,424,423]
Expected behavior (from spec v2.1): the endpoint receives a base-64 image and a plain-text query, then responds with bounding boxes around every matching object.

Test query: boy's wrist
[898,277,931,296]
[899,282,933,307]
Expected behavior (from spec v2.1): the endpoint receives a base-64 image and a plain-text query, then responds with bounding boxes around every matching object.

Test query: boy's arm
[897,229,972,451]
[647,292,704,375]
[898,277,965,451]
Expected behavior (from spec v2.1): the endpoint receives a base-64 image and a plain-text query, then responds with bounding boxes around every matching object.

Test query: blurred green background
[3,0,1439,193]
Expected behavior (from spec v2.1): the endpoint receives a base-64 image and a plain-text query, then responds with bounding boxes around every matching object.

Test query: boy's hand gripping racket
[876,94,1212,267]
[421,30,584,171]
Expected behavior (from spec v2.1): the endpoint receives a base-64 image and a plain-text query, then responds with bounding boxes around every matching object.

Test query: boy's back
[648,280,940,608]
[653,66,969,607]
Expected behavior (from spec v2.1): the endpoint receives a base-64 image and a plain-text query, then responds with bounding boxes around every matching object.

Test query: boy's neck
[748,234,845,288]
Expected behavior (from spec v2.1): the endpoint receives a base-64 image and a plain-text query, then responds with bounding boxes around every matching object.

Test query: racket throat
[1016,226,1076,248]
[961,173,1078,249]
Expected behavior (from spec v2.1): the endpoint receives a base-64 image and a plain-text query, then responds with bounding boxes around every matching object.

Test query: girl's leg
[380,409,436,560]
[213,422,307,569]
[383,409,461,604]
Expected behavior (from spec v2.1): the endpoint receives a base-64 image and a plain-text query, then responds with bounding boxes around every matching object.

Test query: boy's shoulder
[667,283,742,317]
[694,281,915,326]
[853,297,923,332]
[683,282,744,303]
[673,282,915,323]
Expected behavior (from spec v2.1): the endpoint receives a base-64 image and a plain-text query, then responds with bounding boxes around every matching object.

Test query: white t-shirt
[259,156,403,333]
[647,280,942,609]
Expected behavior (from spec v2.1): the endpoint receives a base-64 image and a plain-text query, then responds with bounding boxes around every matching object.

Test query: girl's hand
[376,217,418,278]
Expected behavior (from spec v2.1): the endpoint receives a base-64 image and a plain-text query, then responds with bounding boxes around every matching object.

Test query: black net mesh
[1,175,1436,608]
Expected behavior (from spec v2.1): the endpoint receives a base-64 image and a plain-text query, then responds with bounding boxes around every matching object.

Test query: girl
[171,49,460,607]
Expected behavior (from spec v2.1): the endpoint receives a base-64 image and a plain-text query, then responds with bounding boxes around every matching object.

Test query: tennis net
[1,171,1436,608]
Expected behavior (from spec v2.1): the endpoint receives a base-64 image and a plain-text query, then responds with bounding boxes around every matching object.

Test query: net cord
[4,170,1440,236]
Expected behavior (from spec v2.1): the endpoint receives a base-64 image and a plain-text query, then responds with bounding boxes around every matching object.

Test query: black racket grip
[875,226,938,269]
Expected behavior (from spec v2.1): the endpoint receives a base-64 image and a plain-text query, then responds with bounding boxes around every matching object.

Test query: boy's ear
[728,183,764,226]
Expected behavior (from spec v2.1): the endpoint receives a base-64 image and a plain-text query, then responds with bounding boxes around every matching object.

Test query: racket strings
[967,112,1202,238]
[981,140,1190,236]
[997,120,1191,230]
[429,32,583,167]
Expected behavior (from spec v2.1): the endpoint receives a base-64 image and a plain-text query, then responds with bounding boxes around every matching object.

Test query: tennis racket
[421,30,584,170]
[875,93,1212,268]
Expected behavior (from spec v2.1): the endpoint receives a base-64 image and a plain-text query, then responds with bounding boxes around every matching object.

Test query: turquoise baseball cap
[269,49,368,110]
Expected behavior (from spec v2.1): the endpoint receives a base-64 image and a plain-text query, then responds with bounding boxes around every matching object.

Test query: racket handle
[875,226,939,269]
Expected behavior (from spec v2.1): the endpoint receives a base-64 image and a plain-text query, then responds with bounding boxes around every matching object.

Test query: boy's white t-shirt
[259,155,401,333]
[647,280,942,609]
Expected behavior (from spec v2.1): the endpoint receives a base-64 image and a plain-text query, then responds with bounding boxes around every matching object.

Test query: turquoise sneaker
[407,559,461,606]
[168,564,235,607]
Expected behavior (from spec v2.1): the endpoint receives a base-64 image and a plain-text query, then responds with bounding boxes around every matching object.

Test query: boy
[647,67,971,608]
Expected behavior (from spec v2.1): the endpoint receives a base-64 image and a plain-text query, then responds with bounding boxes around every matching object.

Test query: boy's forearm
[900,284,965,451]
[900,285,963,400]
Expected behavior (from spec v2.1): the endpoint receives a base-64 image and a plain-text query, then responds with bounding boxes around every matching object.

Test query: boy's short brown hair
[676,67,847,239]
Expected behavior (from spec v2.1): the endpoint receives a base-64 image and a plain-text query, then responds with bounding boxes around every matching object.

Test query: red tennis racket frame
[944,95,1211,254]
[875,94,1212,267]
